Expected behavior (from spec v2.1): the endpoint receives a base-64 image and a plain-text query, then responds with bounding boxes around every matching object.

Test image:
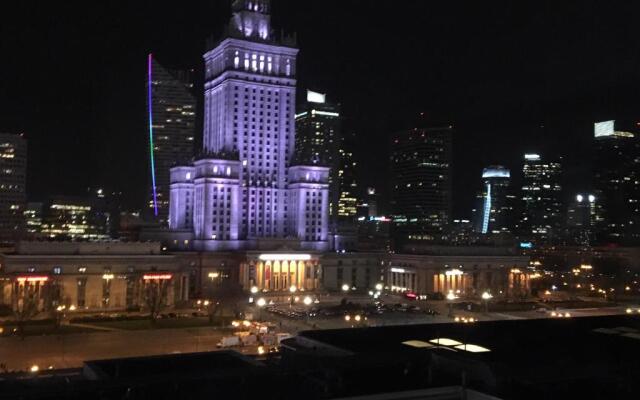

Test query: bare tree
[143,279,170,324]
[13,284,41,339]
[206,282,246,325]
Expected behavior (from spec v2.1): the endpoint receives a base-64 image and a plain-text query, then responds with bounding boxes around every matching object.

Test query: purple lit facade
[169,0,329,251]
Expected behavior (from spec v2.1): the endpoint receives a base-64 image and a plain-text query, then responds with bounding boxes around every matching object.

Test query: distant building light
[390,267,406,273]
[524,154,540,160]
[17,276,49,283]
[306,90,326,104]
[594,120,615,137]
[311,110,339,117]
[482,168,510,178]
[519,242,533,249]
[258,254,311,261]
[143,273,172,280]
[445,269,463,276]
[576,194,584,202]
[588,194,596,203]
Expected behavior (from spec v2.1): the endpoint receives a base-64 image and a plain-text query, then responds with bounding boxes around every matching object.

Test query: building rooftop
[286,315,640,399]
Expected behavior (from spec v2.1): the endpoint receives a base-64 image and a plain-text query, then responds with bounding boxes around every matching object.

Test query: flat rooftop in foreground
[297,315,640,361]
[290,315,640,398]
[83,350,263,381]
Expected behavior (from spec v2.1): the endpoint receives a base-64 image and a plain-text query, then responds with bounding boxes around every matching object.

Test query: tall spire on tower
[230,0,272,41]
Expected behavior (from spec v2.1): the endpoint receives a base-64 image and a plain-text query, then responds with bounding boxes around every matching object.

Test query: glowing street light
[375,283,383,291]
[250,286,259,294]
[289,285,297,293]
[446,291,457,317]
[481,291,493,313]
[303,296,313,306]
[256,297,266,320]
[342,284,350,292]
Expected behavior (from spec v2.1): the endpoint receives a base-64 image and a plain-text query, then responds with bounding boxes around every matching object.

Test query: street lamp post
[256,297,266,321]
[289,285,297,308]
[446,291,457,318]
[481,291,493,314]
[303,295,313,324]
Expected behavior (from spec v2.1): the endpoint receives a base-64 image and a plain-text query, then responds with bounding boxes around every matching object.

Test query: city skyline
[1,2,640,397]
[3,1,640,217]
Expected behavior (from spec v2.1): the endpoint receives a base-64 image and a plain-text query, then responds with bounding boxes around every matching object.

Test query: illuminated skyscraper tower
[146,56,196,224]
[169,0,329,251]
[473,166,515,235]
[592,120,640,244]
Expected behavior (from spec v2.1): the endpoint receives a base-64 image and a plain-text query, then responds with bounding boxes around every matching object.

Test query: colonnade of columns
[241,260,319,291]
[432,273,468,294]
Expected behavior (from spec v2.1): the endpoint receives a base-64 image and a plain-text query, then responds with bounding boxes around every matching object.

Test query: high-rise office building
[565,193,597,246]
[357,187,378,219]
[295,90,342,225]
[168,0,330,251]
[390,127,453,244]
[519,153,563,243]
[37,196,110,241]
[473,166,515,235]
[592,120,640,244]
[0,133,26,246]
[336,132,358,224]
[23,202,42,239]
[146,55,197,225]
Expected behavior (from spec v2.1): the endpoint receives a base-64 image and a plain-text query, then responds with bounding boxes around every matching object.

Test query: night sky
[2,1,640,218]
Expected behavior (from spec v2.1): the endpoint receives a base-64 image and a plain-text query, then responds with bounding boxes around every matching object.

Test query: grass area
[81,317,223,331]
[1,323,92,337]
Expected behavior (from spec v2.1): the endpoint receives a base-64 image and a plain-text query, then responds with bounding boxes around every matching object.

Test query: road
[0,300,632,373]
[0,326,232,372]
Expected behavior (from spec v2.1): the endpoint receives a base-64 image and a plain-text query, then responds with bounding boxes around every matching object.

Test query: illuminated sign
[306,90,326,104]
[102,274,115,280]
[445,269,463,276]
[17,276,49,283]
[519,242,533,249]
[594,120,614,137]
[311,109,339,117]
[143,273,172,280]
[258,254,311,261]
[390,267,406,273]
[482,168,510,179]
[524,154,540,161]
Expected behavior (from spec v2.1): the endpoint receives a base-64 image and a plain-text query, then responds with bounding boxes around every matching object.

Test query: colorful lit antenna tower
[147,53,158,217]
